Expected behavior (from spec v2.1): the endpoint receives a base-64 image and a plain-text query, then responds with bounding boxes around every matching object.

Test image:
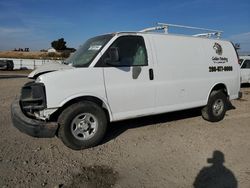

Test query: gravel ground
[0,77,250,188]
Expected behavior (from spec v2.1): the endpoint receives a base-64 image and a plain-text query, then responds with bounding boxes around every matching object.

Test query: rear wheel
[58,101,107,150]
[201,90,227,122]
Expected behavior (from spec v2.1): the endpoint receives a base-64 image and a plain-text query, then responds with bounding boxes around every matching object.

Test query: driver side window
[96,36,148,67]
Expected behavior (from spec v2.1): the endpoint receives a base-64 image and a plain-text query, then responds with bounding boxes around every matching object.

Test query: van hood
[28,62,73,79]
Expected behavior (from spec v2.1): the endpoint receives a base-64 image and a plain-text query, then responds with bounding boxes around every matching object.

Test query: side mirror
[109,47,119,62]
[104,47,119,65]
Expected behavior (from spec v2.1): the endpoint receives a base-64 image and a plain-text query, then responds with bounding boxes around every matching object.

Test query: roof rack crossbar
[140,22,223,39]
[140,26,167,33]
[193,32,222,39]
[157,23,223,33]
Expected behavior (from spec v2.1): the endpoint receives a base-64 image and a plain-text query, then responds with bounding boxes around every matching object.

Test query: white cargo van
[11,23,241,150]
[239,56,250,84]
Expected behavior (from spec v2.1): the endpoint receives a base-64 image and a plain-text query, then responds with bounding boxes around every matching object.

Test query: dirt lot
[0,77,250,188]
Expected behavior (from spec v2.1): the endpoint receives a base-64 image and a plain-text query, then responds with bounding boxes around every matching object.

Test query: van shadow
[102,107,202,144]
[193,150,238,188]
[102,102,236,144]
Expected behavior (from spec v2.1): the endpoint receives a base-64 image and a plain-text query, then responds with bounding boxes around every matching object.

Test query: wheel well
[49,96,111,122]
[210,83,228,97]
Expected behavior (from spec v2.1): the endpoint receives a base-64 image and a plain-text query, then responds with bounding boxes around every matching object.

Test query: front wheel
[201,90,227,122]
[58,101,107,150]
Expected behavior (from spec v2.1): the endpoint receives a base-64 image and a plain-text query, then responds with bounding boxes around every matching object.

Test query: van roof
[114,31,229,42]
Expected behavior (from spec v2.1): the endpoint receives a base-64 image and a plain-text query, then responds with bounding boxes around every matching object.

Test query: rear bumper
[11,99,58,138]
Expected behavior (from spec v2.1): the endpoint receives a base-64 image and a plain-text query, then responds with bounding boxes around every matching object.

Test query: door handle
[149,68,154,80]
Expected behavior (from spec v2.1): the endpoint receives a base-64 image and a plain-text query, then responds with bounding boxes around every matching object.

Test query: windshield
[66,34,113,67]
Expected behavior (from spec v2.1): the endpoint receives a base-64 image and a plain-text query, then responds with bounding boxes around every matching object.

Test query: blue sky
[0,0,249,53]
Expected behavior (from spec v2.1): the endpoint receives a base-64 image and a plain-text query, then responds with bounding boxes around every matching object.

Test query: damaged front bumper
[11,99,58,138]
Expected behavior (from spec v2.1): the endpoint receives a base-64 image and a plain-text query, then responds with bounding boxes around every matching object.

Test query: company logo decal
[209,43,232,72]
[213,42,223,55]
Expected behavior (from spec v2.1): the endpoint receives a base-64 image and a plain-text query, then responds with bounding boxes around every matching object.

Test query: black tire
[201,90,227,122]
[58,101,107,150]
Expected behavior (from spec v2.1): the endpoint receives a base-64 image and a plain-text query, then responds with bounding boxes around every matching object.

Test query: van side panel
[147,34,240,113]
[202,40,240,100]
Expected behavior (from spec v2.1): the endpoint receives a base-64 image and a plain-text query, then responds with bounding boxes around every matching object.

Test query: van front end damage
[11,82,58,138]
[20,81,47,114]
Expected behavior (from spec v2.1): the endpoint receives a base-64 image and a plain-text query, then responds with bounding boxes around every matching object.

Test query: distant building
[47,48,56,53]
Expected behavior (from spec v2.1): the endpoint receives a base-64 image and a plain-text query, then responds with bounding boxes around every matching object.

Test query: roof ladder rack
[140,26,168,33]
[140,22,223,39]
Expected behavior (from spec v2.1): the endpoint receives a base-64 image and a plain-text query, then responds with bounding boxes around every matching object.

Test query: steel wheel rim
[71,113,98,140]
[212,99,224,116]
